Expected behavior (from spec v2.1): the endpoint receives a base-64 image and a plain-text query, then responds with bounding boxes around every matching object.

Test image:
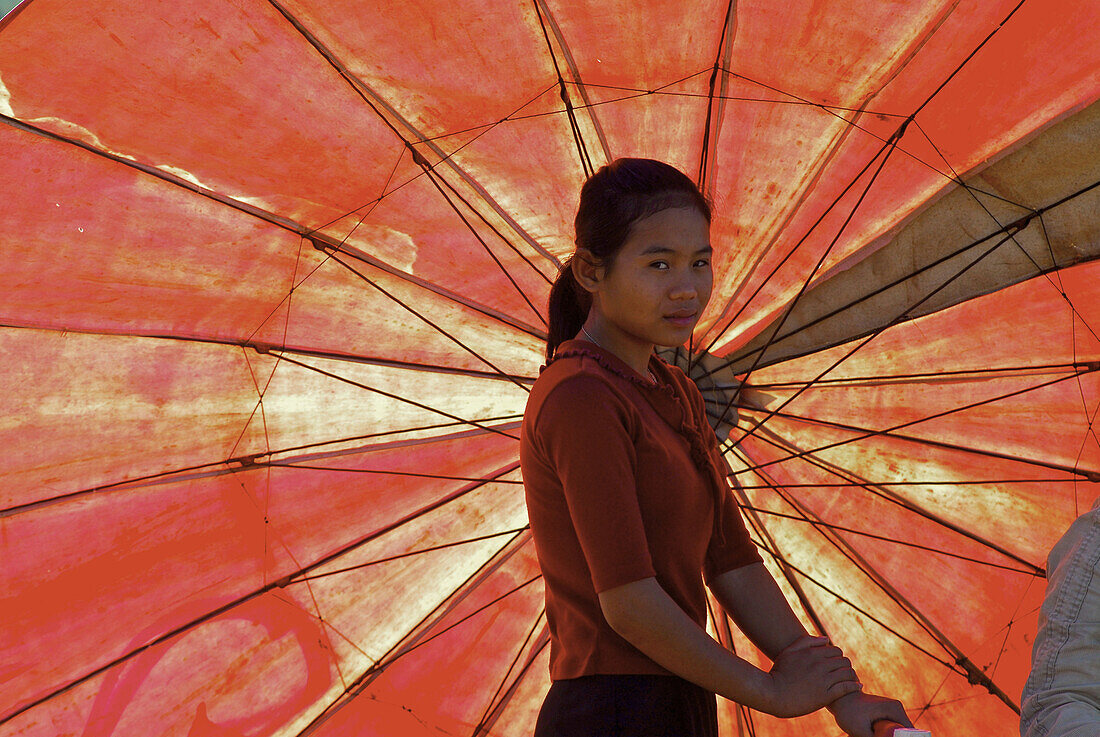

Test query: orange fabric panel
[1,0,1098,734]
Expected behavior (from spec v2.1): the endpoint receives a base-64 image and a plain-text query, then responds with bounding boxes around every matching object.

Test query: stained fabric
[0,0,1098,735]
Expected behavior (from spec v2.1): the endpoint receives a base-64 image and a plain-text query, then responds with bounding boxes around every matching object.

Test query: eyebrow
[639,245,713,256]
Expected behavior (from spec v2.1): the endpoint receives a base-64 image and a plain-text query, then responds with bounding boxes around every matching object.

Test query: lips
[664,310,697,326]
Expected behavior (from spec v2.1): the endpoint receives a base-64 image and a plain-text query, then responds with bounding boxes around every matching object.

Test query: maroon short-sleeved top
[520,340,762,680]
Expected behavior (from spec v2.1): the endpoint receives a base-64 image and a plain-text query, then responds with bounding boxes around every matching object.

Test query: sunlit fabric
[1,0,1098,735]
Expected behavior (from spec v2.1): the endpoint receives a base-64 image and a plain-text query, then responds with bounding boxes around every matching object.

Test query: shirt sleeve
[679,372,763,580]
[1020,506,1100,737]
[703,472,764,582]
[533,375,657,593]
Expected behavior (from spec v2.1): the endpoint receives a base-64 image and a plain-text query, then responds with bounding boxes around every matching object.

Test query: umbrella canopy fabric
[1,0,1098,735]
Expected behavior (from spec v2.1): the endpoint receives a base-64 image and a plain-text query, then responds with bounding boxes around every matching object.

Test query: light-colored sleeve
[1020,502,1100,737]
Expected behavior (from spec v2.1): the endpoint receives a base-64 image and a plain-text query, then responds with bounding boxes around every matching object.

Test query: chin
[654,333,694,349]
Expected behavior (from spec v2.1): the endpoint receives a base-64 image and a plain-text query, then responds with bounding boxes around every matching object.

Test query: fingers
[781,634,830,653]
[879,700,913,728]
[826,678,864,700]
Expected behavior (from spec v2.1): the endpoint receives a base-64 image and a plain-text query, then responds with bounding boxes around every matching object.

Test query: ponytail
[546,256,590,362]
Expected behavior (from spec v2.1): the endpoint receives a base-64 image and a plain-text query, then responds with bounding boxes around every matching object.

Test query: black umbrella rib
[0,461,525,727]
[0,320,539,384]
[697,114,906,363]
[754,546,963,673]
[739,467,1006,692]
[711,182,1099,372]
[266,0,558,295]
[275,352,524,435]
[482,630,552,736]
[737,487,957,670]
[532,0,613,164]
[695,58,930,362]
[709,124,908,431]
[270,463,524,485]
[909,0,1029,120]
[724,210,1045,452]
[735,505,1041,576]
[698,0,1036,367]
[743,458,1037,680]
[735,492,831,637]
[728,419,1050,576]
[323,81,565,294]
[912,119,1100,336]
[746,361,1090,389]
[0,415,522,520]
[734,443,974,649]
[264,0,558,268]
[697,0,737,194]
[737,478,1081,489]
[298,532,538,735]
[413,162,549,325]
[473,609,549,736]
[533,0,595,177]
[707,69,1023,210]
[301,573,544,735]
[317,248,532,394]
[292,527,531,585]
[0,114,546,345]
[730,363,1100,482]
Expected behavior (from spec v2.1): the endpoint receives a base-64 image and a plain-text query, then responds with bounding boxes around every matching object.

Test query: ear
[571,249,604,294]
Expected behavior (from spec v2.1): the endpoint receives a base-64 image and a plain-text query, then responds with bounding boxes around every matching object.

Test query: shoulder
[531,353,634,411]
[525,351,642,435]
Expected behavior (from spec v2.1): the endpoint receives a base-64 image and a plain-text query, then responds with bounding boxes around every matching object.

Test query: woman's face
[589,206,713,357]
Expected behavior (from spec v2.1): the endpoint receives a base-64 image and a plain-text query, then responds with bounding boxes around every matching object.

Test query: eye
[693,258,711,268]
[650,261,670,270]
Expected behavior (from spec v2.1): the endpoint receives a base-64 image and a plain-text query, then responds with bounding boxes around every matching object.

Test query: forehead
[622,207,711,254]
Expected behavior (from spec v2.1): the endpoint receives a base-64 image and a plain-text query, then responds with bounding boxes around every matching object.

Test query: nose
[668,272,700,301]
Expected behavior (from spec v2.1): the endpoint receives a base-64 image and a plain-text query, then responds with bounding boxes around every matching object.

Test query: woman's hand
[762,635,863,717]
[828,692,913,737]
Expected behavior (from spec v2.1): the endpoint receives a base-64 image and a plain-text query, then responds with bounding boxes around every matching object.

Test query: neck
[578,319,655,378]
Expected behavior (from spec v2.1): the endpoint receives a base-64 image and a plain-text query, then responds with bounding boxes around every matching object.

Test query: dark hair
[546,158,712,362]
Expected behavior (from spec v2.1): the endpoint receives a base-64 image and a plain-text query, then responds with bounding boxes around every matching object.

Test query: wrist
[826,687,863,713]
[744,668,781,715]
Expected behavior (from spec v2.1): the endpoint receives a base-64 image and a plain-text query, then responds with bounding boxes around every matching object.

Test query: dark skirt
[533,674,719,737]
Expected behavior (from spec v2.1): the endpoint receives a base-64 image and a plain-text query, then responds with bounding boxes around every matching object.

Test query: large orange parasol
[1,0,1098,735]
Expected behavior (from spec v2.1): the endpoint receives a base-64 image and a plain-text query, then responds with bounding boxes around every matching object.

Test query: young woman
[519,159,912,736]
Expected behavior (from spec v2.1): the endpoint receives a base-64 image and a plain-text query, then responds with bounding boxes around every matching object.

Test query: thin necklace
[580,326,657,384]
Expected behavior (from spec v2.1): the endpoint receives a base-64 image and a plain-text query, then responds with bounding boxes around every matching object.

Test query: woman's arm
[708,563,912,736]
[598,576,860,717]
[707,562,807,657]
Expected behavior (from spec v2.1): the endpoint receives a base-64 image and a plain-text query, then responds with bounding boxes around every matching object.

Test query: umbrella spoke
[730,361,1100,482]
[472,609,549,736]
[299,530,538,732]
[729,420,1047,574]
[0,461,527,725]
[266,0,561,283]
[274,352,524,436]
[737,452,1026,712]
[746,361,1087,389]
[0,112,550,350]
[697,0,737,193]
[1,418,522,518]
[533,0,596,177]
[735,505,1040,576]
[699,107,908,361]
[723,210,1062,453]
[714,181,1099,373]
[293,527,531,585]
[315,248,536,392]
